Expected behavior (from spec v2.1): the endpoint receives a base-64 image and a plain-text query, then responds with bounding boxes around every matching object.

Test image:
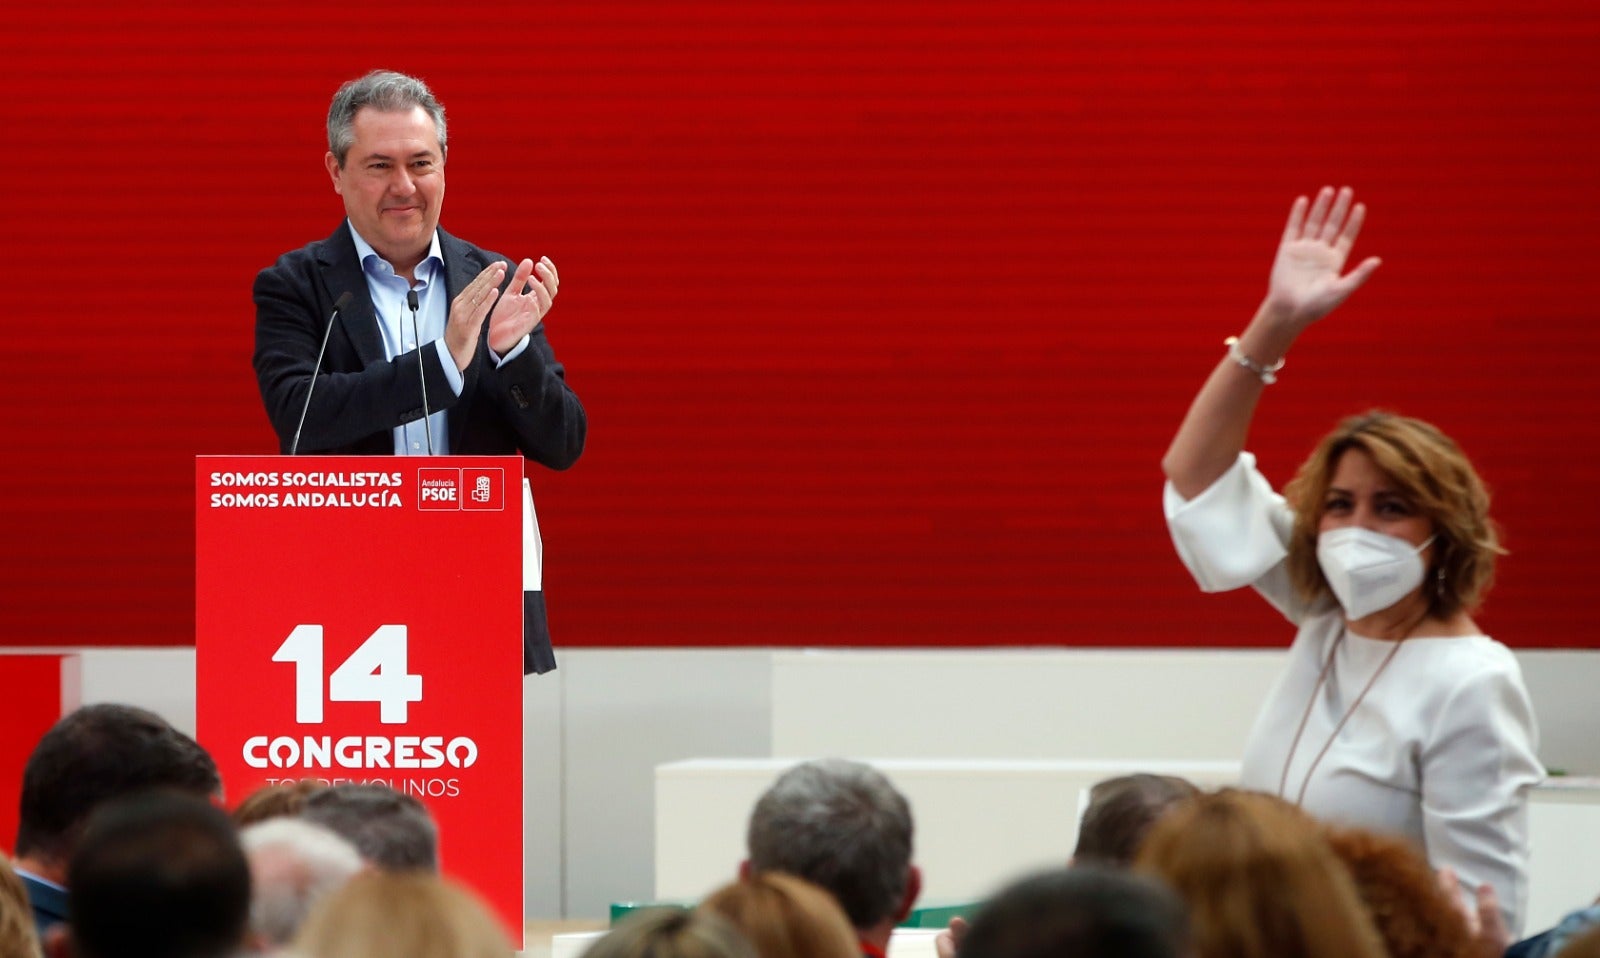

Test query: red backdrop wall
[3,1,1596,649]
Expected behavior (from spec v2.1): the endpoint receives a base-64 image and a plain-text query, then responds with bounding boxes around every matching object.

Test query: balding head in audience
[299,784,438,872]
[744,758,919,954]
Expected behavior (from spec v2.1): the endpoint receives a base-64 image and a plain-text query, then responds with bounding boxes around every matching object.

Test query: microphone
[408,289,434,455]
[290,290,355,456]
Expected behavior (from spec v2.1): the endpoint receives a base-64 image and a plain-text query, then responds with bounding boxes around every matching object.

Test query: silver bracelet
[1223,336,1285,385]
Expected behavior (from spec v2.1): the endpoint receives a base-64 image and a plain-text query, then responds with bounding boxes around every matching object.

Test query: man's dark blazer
[252,223,583,673]
[19,870,68,938]
[253,223,585,466]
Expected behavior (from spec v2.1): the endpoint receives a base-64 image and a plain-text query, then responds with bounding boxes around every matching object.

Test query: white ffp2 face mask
[1316,527,1434,620]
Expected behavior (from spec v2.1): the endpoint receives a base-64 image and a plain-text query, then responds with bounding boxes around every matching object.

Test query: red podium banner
[195,456,524,944]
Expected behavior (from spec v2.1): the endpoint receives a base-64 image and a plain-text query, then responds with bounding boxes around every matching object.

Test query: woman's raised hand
[1161,187,1382,495]
[1266,185,1382,326]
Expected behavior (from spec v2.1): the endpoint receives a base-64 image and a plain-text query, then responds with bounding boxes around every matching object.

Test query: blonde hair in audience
[295,871,510,958]
[582,908,758,958]
[0,853,43,958]
[700,873,860,958]
[1134,789,1386,958]
[233,779,327,826]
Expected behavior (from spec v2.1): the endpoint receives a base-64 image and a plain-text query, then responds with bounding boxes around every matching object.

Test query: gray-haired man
[742,759,921,958]
[253,69,584,467]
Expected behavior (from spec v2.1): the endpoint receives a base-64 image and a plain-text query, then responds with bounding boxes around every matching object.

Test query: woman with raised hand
[1161,186,1543,937]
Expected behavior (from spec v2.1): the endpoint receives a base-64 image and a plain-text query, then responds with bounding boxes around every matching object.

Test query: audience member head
[700,873,859,958]
[16,704,220,876]
[1073,774,1199,866]
[1321,826,1477,958]
[0,854,42,958]
[959,866,1189,958]
[61,792,249,958]
[581,909,756,958]
[240,817,364,951]
[295,871,509,958]
[233,780,328,827]
[1134,788,1386,958]
[300,784,438,872]
[745,764,921,946]
[745,759,919,945]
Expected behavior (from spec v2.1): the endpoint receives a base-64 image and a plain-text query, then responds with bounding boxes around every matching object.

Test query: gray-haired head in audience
[744,758,918,950]
[240,817,364,950]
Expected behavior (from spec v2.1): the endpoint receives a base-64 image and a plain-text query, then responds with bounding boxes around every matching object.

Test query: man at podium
[252,70,585,466]
[250,70,579,674]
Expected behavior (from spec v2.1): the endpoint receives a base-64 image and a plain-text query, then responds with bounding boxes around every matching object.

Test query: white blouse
[1164,453,1544,936]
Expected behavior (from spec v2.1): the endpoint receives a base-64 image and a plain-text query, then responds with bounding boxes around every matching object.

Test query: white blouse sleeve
[1420,655,1544,938]
[1162,452,1308,623]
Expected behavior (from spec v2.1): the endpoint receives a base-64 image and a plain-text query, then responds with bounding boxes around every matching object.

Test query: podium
[195,456,526,945]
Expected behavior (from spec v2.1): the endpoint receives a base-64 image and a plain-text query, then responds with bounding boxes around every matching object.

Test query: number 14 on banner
[272,625,423,725]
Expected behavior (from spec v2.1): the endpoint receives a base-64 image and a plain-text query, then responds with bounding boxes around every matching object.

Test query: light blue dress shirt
[348,225,534,455]
[348,225,459,455]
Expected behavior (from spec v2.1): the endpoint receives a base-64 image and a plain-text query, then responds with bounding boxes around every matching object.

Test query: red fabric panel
[2,2,1596,648]
[0,658,67,854]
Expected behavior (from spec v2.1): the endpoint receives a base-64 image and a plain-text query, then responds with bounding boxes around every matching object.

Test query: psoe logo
[460,469,504,511]
[417,469,460,510]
